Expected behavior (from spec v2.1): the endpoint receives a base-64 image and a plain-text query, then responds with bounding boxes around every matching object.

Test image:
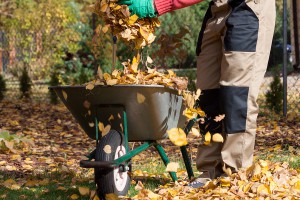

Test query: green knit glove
[118,0,157,18]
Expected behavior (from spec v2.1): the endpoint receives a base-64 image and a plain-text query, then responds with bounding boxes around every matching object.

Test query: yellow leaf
[294,180,300,190]
[220,177,231,187]
[183,108,197,120]
[62,90,67,100]
[137,93,145,104]
[103,145,111,154]
[70,194,79,200]
[98,122,104,132]
[204,131,211,145]
[79,187,90,196]
[257,184,270,195]
[102,124,111,137]
[131,56,139,72]
[167,128,188,147]
[0,161,6,165]
[212,133,224,143]
[167,70,175,77]
[166,162,179,172]
[103,73,111,81]
[108,115,114,122]
[128,14,138,25]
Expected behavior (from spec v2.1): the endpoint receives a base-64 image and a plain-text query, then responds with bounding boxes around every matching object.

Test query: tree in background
[1,0,82,79]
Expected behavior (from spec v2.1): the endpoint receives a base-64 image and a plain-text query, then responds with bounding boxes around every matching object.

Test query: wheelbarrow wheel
[95,130,131,199]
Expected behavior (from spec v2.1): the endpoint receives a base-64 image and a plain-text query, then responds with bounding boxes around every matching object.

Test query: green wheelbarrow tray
[50,84,186,141]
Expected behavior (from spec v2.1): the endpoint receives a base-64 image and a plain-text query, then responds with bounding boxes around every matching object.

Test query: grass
[0,171,96,200]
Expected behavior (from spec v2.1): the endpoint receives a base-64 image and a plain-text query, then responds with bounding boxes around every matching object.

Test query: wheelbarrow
[50,84,197,199]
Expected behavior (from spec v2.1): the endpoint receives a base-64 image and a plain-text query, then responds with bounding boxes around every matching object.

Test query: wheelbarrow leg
[180,146,194,180]
[154,143,177,182]
[181,118,198,180]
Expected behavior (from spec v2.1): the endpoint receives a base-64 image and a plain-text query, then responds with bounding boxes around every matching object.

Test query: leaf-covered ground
[0,99,299,199]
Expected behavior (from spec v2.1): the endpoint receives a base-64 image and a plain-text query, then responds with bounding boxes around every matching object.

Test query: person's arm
[155,0,204,15]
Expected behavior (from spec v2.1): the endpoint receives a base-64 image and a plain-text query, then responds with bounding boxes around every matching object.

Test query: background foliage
[0,0,288,82]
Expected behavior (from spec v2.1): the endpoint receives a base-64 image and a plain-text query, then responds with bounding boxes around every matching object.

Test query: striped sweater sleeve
[154,0,204,15]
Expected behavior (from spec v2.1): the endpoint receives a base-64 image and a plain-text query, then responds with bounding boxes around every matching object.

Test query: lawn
[0,98,299,199]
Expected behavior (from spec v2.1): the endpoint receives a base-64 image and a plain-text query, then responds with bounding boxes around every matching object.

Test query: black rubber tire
[95,130,131,200]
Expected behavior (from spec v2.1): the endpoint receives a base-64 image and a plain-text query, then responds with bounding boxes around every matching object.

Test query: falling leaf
[137,93,145,104]
[102,124,111,137]
[103,145,111,154]
[214,114,225,122]
[191,128,200,137]
[108,115,114,122]
[79,187,90,196]
[62,90,67,100]
[167,128,188,147]
[166,162,179,172]
[204,131,211,145]
[98,122,104,132]
[146,56,153,64]
[212,133,224,143]
[195,89,201,100]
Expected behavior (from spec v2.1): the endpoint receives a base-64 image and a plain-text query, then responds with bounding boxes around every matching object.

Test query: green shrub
[265,67,283,114]
[0,130,34,153]
[19,67,32,99]
[0,74,6,101]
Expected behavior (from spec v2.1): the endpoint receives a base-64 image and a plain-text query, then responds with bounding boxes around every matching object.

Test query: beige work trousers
[196,0,276,179]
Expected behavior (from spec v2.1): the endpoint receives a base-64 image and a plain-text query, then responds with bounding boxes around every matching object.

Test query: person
[118,0,276,188]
